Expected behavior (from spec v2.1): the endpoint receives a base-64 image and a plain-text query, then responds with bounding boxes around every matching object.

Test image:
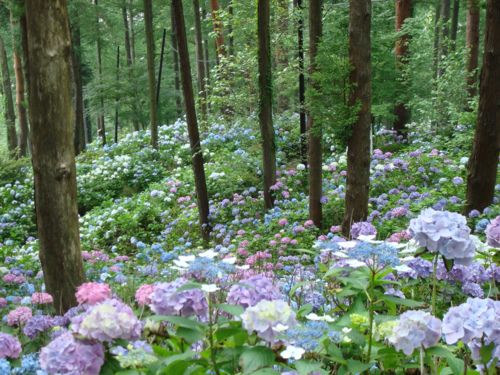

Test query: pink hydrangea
[0,332,22,359]
[7,306,32,326]
[135,284,154,306]
[304,220,315,228]
[75,282,112,306]
[2,273,25,284]
[0,298,7,308]
[31,292,54,305]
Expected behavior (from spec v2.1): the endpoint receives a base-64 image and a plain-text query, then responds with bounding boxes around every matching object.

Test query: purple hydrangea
[40,331,104,375]
[23,315,55,339]
[485,216,500,248]
[0,332,22,359]
[350,221,377,239]
[461,282,484,298]
[388,310,442,355]
[405,257,434,278]
[71,299,142,342]
[149,278,208,318]
[408,208,476,264]
[227,275,282,308]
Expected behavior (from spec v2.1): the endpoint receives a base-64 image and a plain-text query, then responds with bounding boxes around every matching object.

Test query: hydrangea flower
[75,282,112,305]
[0,332,22,359]
[135,284,154,306]
[350,221,377,239]
[31,292,53,305]
[388,310,441,355]
[71,299,142,342]
[40,332,104,375]
[7,306,32,326]
[149,278,208,318]
[408,208,475,264]
[227,274,282,308]
[23,315,54,339]
[241,300,296,343]
[485,216,500,248]
[11,353,46,375]
[348,242,400,270]
[283,321,340,351]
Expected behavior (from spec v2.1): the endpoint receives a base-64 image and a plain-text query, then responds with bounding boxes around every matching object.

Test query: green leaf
[177,326,205,343]
[380,294,424,307]
[295,360,324,375]
[218,303,245,317]
[346,359,372,374]
[249,368,280,375]
[297,303,313,318]
[480,342,495,367]
[325,343,346,365]
[215,326,246,342]
[159,359,192,374]
[425,346,464,375]
[150,315,205,330]
[240,346,275,374]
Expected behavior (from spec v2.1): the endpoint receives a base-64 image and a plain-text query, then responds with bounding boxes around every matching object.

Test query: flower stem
[208,295,221,375]
[431,255,438,316]
[420,346,426,375]
[366,270,376,363]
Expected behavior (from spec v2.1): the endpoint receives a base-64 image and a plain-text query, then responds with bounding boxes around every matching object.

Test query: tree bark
[433,0,441,79]
[465,0,500,214]
[94,0,106,146]
[294,0,307,166]
[466,0,480,98]
[450,0,459,47]
[0,35,17,155]
[171,0,211,242]
[144,0,158,149]
[228,0,234,56]
[276,0,290,111]
[438,0,451,77]
[25,0,86,314]
[257,0,277,210]
[71,18,86,155]
[210,0,225,60]
[203,3,211,86]
[393,0,412,136]
[193,0,208,120]
[171,6,182,118]
[342,0,372,237]
[308,0,323,228]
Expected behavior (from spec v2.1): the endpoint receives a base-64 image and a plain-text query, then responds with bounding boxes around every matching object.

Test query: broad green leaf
[240,346,275,374]
[218,303,245,317]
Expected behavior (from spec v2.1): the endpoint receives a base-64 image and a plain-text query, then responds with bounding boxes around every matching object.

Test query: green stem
[367,270,376,363]
[208,295,221,375]
[431,255,438,316]
[420,346,426,375]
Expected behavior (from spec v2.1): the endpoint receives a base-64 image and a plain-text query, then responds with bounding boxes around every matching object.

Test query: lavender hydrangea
[388,310,442,355]
[71,298,142,342]
[149,278,208,318]
[227,275,282,308]
[23,315,54,339]
[485,216,500,248]
[408,208,475,264]
[350,221,377,239]
[0,332,22,359]
[404,257,434,278]
[241,300,297,343]
[40,332,104,375]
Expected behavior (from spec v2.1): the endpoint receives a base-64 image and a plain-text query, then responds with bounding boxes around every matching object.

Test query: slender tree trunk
[294,0,307,166]
[94,0,106,146]
[123,4,140,131]
[10,10,29,158]
[393,0,412,137]
[466,0,480,98]
[342,0,372,237]
[465,0,500,214]
[450,0,459,48]
[0,35,17,155]
[210,0,225,59]
[144,0,158,149]
[308,0,323,227]
[228,0,234,56]
[129,0,136,63]
[171,6,182,117]
[71,20,86,155]
[203,3,211,86]
[171,0,211,242]
[433,0,441,79]
[257,0,277,210]
[276,0,290,112]
[84,98,92,143]
[193,0,208,120]
[438,0,451,77]
[25,0,86,314]
[114,45,120,144]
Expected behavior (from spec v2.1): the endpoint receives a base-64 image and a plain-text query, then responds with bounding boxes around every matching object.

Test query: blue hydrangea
[12,353,47,375]
[349,242,400,270]
[283,321,340,351]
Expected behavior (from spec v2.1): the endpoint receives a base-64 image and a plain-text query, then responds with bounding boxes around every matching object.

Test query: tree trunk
[123,4,140,131]
[342,0,372,237]
[433,0,441,79]
[144,0,158,149]
[10,9,29,158]
[258,0,277,210]
[450,0,459,48]
[171,0,211,242]
[438,0,451,77]
[210,0,225,59]
[25,0,86,314]
[171,6,182,118]
[294,0,307,166]
[466,0,480,98]
[0,35,17,155]
[203,3,211,86]
[276,0,290,112]
[228,0,234,56]
[393,0,412,137]
[94,0,106,146]
[193,0,208,120]
[71,19,86,155]
[465,0,500,214]
[308,0,323,228]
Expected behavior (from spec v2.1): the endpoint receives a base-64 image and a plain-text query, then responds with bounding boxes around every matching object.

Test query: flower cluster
[227,274,282,308]
[388,310,441,355]
[30,292,53,305]
[350,221,377,239]
[349,242,400,270]
[283,321,340,351]
[135,284,154,306]
[71,299,142,342]
[409,208,475,264]
[40,332,104,375]
[0,332,22,359]
[75,282,112,305]
[7,306,32,326]
[149,279,208,318]
[23,315,54,339]
[486,215,500,248]
[241,300,296,343]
